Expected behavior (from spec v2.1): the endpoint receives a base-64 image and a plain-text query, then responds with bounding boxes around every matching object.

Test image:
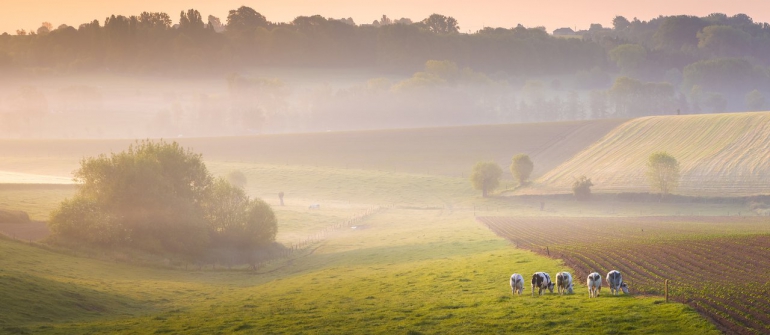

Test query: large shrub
[48,140,276,259]
[204,178,277,249]
[572,176,593,201]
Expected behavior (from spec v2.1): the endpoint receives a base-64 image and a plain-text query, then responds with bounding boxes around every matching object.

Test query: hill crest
[533,112,770,195]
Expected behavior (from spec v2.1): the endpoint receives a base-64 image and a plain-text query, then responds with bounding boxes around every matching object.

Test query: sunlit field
[4,5,770,334]
[537,112,770,195]
[481,216,770,334]
[0,119,765,334]
[0,207,719,334]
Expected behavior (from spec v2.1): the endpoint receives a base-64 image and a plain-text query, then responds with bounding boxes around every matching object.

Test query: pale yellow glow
[1,0,767,34]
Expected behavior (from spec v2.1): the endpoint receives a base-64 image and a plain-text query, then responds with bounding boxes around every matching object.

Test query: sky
[2,0,769,34]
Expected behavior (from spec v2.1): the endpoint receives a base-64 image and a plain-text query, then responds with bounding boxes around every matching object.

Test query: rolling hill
[534,112,770,195]
[0,119,624,182]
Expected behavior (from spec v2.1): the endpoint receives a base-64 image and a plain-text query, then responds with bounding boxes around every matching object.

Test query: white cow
[510,273,524,296]
[587,272,602,298]
[531,272,555,296]
[606,270,629,295]
[556,271,574,295]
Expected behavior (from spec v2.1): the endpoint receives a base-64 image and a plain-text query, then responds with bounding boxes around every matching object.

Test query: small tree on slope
[646,151,680,198]
[510,154,534,186]
[470,161,503,197]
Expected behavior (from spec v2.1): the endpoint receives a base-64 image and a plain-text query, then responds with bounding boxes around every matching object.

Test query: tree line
[2,9,770,137]
[0,7,602,75]
[2,9,769,77]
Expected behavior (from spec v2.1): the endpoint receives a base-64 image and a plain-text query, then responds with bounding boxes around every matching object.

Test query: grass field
[480,216,770,334]
[535,112,770,195]
[0,207,720,334]
[0,162,723,334]
[1,116,767,333]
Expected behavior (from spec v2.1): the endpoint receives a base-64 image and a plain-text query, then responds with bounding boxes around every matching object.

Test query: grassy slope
[0,185,76,221]
[535,112,770,195]
[0,165,721,334]
[0,210,717,335]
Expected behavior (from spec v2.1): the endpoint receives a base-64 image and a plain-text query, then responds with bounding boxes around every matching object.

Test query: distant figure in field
[540,201,545,211]
[279,192,284,206]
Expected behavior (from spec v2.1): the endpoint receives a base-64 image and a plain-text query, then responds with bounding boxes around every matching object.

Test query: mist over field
[1,5,770,335]
[1,10,770,138]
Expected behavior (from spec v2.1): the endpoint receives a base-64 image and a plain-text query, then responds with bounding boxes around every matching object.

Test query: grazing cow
[510,273,524,296]
[556,271,574,295]
[587,272,602,298]
[531,272,555,296]
[606,270,629,295]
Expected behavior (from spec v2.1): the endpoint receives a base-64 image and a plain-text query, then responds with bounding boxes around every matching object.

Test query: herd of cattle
[510,270,629,297]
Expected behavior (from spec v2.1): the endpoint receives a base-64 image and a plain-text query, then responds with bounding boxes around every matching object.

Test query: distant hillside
[0,120,624,181]
[535,112,770,195]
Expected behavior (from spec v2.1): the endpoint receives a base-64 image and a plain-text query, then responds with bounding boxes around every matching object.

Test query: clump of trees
[48,140,277,261]
[470,161,503,197]
[646,151,681,197]
[510,154,534,186]
[572,176,593,201]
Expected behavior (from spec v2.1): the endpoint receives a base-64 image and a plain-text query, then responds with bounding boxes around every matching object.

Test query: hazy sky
[2,0,769,34]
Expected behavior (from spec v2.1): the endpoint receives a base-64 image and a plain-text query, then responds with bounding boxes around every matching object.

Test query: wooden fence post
[665,279,669,303]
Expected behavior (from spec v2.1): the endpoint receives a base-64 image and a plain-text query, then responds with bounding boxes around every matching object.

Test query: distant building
[552,27,575,36]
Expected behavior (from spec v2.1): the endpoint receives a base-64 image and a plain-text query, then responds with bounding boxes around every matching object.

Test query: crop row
[479,216,770,335]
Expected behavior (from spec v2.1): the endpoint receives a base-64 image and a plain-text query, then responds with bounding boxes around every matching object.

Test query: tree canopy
[646,151,681,197]
[510,154,534,186]
[470,161,503,197]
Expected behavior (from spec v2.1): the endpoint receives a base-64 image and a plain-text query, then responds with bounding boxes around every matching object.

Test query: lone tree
[470,161,503,197]
[510,154,534,186]
[48,140,277,260]
[646,151,681,197]
[572,176,593,201]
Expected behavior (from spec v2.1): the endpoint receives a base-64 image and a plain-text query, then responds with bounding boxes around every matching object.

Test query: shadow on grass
[0,270,150,330]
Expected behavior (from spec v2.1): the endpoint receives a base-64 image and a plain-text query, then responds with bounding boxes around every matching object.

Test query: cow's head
[620,282,629,294]
[547,282,555,293]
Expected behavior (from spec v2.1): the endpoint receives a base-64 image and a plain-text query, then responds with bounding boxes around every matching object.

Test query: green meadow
[0,160,722,334]
[5,114,764,333]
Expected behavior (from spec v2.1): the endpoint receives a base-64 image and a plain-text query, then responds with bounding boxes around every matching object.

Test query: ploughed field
[536,112,770,196]
[478,216,770,335]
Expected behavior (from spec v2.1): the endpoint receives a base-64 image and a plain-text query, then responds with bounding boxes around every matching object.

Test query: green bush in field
[647,151,680,197]
[48,140,277,259]
[203,178,277,249]
[510,154,534,186]
[572,175,593,201]
[470,161,502,197]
